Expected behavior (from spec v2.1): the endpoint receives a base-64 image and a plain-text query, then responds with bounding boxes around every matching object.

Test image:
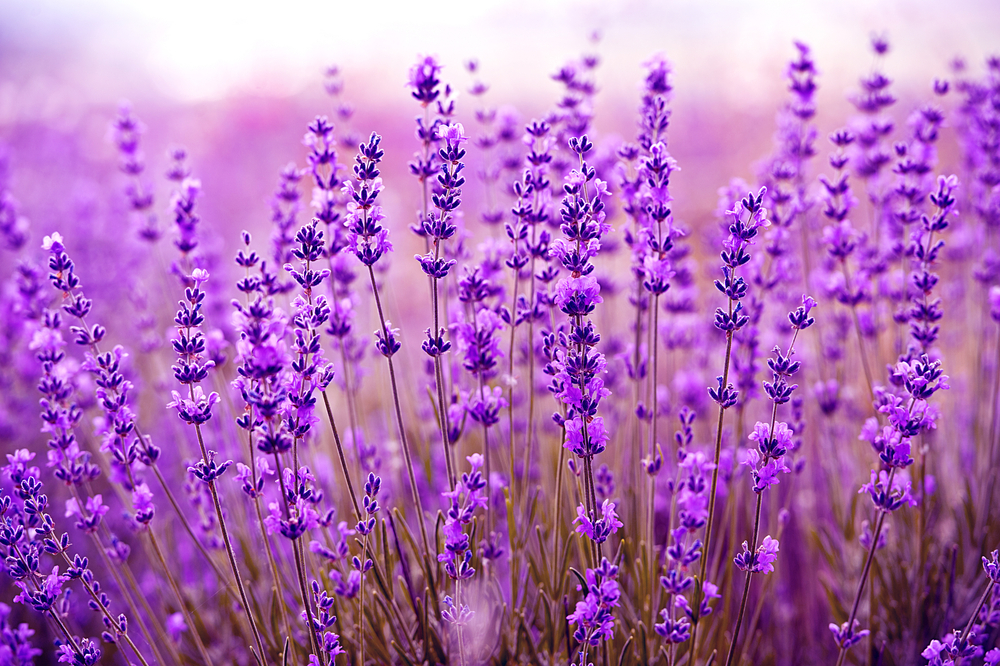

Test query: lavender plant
[2,36,999,666]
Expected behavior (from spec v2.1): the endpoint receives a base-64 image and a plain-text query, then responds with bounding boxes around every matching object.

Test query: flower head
[436,122,467,144]
[574,499,623,544]
[42,232,64,251]
[734,535,780,574]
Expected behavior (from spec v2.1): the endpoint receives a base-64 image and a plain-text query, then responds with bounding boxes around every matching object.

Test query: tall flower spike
[112,103,158,242]
[345,130,432,562]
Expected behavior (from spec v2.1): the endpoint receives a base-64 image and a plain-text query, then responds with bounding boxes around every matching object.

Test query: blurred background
[1,0,997,246]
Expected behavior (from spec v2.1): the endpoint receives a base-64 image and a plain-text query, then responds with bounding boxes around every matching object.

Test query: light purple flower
[859,469,917,513]
[166,613,187,642]
[734,535,779,574]
[436,122,467,144]
[742,448,790,493]
[131,483,154,525]
[574,499,623,544]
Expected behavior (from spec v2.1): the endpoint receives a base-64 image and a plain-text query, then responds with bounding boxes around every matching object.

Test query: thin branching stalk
[367,264,431,557]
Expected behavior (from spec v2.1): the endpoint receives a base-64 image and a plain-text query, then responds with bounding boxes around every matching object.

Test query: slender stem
[989,325,1000,468]
[145,448,238,595]
[724,492,763,666]
[582,454,600,566]
[10,544,86,661]
[272,448,319,659]
[431,272,457,489]
[254,490,295,660]
[476,370,494,535]
[359,530,371,666]
[520,228,539,510]
[321,390,362,520]
[726,326,800,664]
[553,432,568,556]
[367,265,431,557]
[648,291,661,609]
[507,239,522,488]
[113,420,216,666]
[51,544,154,666]
[839,259,876,407]
[690,324,734,661]
[834,471,894,666]
[244,404,296,661]
[456,578,467,666]
[147,528,216,665]
[193,421,270,664]
[292,536,321,657]
[960,579,995,646]
[68,485,168,666]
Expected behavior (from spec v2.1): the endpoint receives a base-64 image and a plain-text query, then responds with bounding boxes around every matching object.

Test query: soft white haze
[3,0,998,107]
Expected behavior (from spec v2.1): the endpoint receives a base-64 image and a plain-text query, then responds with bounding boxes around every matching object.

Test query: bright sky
[4,0,998,107]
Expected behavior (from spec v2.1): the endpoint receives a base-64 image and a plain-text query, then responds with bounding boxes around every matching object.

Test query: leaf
[618,633,634,666]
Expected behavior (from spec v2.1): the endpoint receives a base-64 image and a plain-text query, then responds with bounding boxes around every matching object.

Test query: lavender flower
[568,558,620,664]
[112,103,158,241]
[573,499,622,544]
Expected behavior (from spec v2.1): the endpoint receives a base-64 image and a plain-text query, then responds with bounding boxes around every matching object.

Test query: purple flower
[0,603,42,662]
[166,612,187,642]
[455,307,504,377]
[654,608,691,644]
[859,519,889,551]
[823,219,859,259]
[568,559,621,647]
[922,639,951,666]
[467,386,507,427]
[131,482,154,525]
[595,464,615,500]
[188,452,233,483]
[438,520,469,563]
[748,421,793,458]
[742,449,790,494]
[990,286,1000,323]
[666,527,704,566]
[866,424,914,469]
[167,386,219,425]
[830,620,870,649]
[734,535,780,574]
[788,295,817,330]
[859,470,917,513]
[436,122,467,144]
[329,569,361,598]
[676,452,714,531]
[554,274,603,317]
[675,580,719,619]
[343,134,392,267]
[41,232,63,251]
[234,461,266,499]
[264,497,319,540]
[347,225,392,267]
[57,638,101,664]
[643,255,675,295]
[408,55,442,105]
[574,499,623,544]
[374,321,401,358]
[892,356,949,401]
[442,595,475,626]
[983,550,1000,583]
[65,495,109,533]
[564,416,610,457]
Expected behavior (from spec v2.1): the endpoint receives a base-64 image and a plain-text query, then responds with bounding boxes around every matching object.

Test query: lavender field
[1,2,1000,665]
